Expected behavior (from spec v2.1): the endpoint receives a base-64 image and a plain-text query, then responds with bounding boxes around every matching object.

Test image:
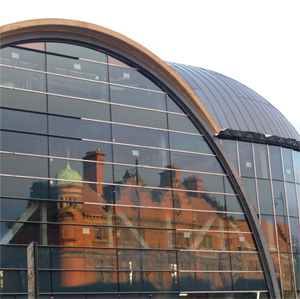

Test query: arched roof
[168,62,300,141]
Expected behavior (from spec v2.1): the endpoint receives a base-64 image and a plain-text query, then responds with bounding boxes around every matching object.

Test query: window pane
[110,85,166,110]
[269,145,283,181]
[293,150,300,184]
[111,105,168,129]
[0,87,47,112]
[169,131,212,154]
[254,143,270,179]
[48,95,110,120]
[1,108,47,134]
[241,177,258,213]
[282,147,295,182]
[276,217,291,253]
[46,42,107,62]
[273,181,287,216]
[290,217,300,254]
[168,114,200,134]
[260,215,278,252]
[49,115,111,141]
[258,179,274,215]
[0,131,48,155]
[112,124,169,148]
[285,182,298,217]
[238,141,254,178]
[221,139,239,172]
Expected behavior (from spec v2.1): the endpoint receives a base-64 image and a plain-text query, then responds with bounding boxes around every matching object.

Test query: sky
[1,0,299,134]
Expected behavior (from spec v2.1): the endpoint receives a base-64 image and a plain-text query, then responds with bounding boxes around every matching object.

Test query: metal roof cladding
[168,62,300,141]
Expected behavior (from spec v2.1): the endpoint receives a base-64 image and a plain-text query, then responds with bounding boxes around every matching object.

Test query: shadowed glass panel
[0,131,47,155]
[48,95,110,120]
[1,108,47,134]
[232,271,267,291]
[0,87,47,112]
[0,270,28,293]
[269,145,283,181]
[0,245,27,268]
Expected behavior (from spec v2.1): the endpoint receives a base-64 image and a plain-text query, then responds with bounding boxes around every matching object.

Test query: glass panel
[168,114,200,134]
[0,176,49,199]
[116,206,173,229]
[169,131,212,154]
[0,46,45,70]
[276,216,291,253]
[273,181,287,216]
[232,271,267,291]
[257,179,274,215]
[0,270,27,293]
[279,253,295,292]
[0,246,27,268]
[49,137,113,162]
[166,95,184,113]
[47,54,108,81]
[228,232,256,251]
[231,252,263,271]
[293,150,300,184]
[193,232,229,251]
[1,108,47,134]
[0,66,46,91]
[285,182,299,217]
[226,196,244,213]
[116,228,175,249]
[269,145,283,181]
[294,253,300,291]
[113,144,170,168]
[115,186,173,208]
[49,115,111,141]
[110,85,166,110]
[282,147,295,182]
[221,139,239,172]
[112,124,169,148]
[51,270,118,292]
[0,153,48,177]
[109,65,162,92]
[49,157,113,184]
[227,213,251,233]
[238,141,254,178]
[0,88,47,112]
[290,217,300,254]
[170,151,222,174]
[48,95,110,120]
[260,215,278,252]
[46,42,107,62]
[117,250,176,271]
[47,74,109,100]
[118,271,177,292]
[254,143,270,179]
[0,131,48,155]
[111,105,168,129]
[114,165,171,188]
[241,177,258,213]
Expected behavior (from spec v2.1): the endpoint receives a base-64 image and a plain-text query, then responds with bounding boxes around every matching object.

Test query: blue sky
[1,0,299,134]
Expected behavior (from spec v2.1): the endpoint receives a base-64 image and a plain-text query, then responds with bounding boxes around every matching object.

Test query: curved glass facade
[0,42,273,298]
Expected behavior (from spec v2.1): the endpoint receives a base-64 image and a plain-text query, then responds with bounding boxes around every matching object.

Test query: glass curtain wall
[1,42,269,298]
[222,139,300,299]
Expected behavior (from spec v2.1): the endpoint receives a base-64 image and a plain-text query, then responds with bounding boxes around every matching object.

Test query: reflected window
[282,147,295,182]
[238,141,255,177]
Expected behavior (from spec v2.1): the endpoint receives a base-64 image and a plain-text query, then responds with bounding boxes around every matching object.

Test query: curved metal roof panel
[168,62,300,141]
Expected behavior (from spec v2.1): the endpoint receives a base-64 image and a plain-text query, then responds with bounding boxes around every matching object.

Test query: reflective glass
[46,42,107,62]
[232,271,267,291]
[289,217,300,253]
[47,54,108,81]
[238,141,254,178]
[0,46,45,70]
[257,179,274,215]
[169,131,212,154]
[231,252,263,271]
[0,131,48,155]
[110,85,166,110]
[285,182,298,217]
[193,232,229,251]
[276,216,291,253]
[109,65,161,91]
[113,144,170,168]
[260,215,277,252]
[49,137,113,161]
[47,74,109,100]
[272,181,287,216]
[166,95,184,113]
[168,114,200,134]
[254,144,270,179]
[282,147,295,182]
[241,177,258,213]
[269,146,283,181]
[227,213,251,233]
[49,115,111,141]
[170,151,223,174]
[294,253,300,291]
[0,270,27,293]
[1,108,47,134]
[279,253,295,292]
[0,153,48,177]
[293,150,300,184]
[112,124,169,148]
[221,139,239,172]
[111,105,168,129]
[226,196,244,213]
[48,95,110,120]
[228,232,256,251]
[0,245,27,268]
[0,87,47,112]
[0,66,46,91]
